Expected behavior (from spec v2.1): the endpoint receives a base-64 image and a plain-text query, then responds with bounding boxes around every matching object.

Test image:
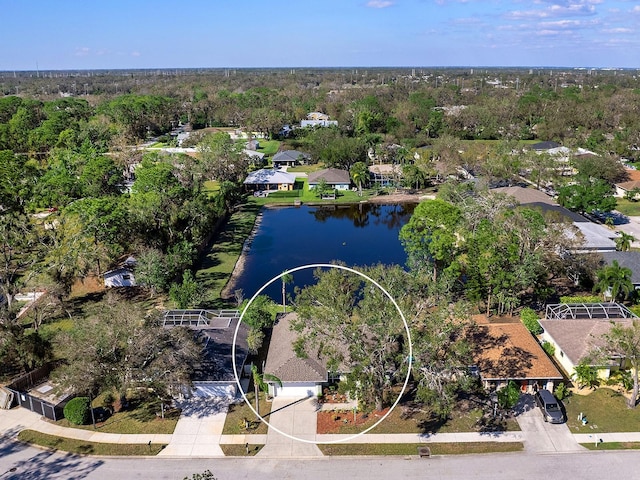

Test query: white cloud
[131,51,141,57]
[366,0,394,8]
[74,47,90,57]
[602,27,632,33]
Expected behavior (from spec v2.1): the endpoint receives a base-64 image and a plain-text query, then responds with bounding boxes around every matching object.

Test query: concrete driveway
[157,396,231,457]
[257,396,322,457]
[612,213,640,248]
[515,395,585,453]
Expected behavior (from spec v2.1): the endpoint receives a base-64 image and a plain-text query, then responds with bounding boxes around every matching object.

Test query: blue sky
[1,0,639,70]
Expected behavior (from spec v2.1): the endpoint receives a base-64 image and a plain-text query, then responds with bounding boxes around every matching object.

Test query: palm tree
[615,232,636,252]
[350,162,369,197]
[251,365,282,419]
[593,260,634,302]
[281,271,293,313]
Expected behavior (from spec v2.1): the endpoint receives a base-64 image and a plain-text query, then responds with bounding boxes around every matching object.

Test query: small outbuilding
[104,268,136,288]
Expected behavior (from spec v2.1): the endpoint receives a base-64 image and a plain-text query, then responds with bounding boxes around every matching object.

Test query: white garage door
[193,383,237,399]
[273,383,320,398]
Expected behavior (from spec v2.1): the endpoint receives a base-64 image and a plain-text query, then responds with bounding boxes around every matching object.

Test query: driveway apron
[516,399,585,453]
[257,396,322,457]
[158,396,229,457]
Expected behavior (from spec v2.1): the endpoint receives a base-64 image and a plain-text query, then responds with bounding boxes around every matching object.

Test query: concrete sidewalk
[0,407,171,445]
[4,397,640,458]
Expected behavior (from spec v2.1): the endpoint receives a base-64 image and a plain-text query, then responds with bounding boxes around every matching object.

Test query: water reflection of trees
[309,203,415,229]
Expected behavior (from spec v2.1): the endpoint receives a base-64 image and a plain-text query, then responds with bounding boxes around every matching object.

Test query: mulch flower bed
[317,408,390,434]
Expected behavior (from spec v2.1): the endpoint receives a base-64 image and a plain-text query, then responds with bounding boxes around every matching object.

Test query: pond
[233,202,416,301]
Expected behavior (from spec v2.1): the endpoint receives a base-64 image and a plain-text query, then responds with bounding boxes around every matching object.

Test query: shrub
[607,369,633,390]
[573,362,599,389]
[554,382,569,401]
[520,307,543,335]
[541,341,555,357]
[63,396,91,425]
[497,380,520,409]
[559,295,601,304]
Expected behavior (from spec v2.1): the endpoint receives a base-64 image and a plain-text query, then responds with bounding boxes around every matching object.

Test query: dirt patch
[70,276,105,297]
[367,192,433,204]
[317,408,390,434]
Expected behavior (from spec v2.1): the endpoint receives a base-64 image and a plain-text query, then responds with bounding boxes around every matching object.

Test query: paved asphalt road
[1,442,638,480]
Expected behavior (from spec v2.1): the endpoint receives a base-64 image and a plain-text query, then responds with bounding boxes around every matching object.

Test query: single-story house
[163,310,249,399]
[272,150,311,168]
[264,312,330,398]
[104,268,136,287]
[615,180,640,199]
[492,186,617,252]
[307,168,351,191]
[539,303,637,381]
[614,168,640,199]
[369,164,402,186]
[301,112,338,128]
[243,169,296,192]
[469,317,563,393]
[598,251,640,290]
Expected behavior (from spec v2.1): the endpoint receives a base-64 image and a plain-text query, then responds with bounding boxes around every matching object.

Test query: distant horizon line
[1,65,639,74]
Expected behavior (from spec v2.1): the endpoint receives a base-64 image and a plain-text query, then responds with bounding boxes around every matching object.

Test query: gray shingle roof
[599,251,640,285]
[307,168,350,186]
[193,318,249,382]
[530,141,561,151]
[264,313,328,383]
[539,318,633,365]
[272,150,310,162]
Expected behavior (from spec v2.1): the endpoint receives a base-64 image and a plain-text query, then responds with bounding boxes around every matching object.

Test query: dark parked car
[535,389,565,424]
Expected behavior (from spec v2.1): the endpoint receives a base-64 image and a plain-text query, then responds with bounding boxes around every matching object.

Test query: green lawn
[581,441,640,450]
[563,388,640,433]
[257,140,280,156]
[222,392,272,435]
[318,442,523,456]
[286,164,323,174]
[615,198,640,217]
[197,201,262,305]
[18,430,166,456]
[53,394,180,435]
[220,444,264,456]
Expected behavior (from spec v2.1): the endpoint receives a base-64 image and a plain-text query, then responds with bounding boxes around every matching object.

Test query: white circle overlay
[232,263,413,445]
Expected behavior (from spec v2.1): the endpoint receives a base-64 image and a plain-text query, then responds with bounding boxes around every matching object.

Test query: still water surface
[234,203,415,300]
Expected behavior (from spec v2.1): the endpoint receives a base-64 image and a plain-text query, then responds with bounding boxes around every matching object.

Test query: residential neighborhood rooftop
[264,313,328,383]
[470,319,563,382]
[243,168,296,185]
[307,168,351,185]
[538,317,634,366]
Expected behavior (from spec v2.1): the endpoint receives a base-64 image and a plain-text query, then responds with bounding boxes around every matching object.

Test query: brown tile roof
[264,312,328,383]
[470,321,562,381]
[615,180,640,191]
[538,318,634,365]
[625,169,640,182]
